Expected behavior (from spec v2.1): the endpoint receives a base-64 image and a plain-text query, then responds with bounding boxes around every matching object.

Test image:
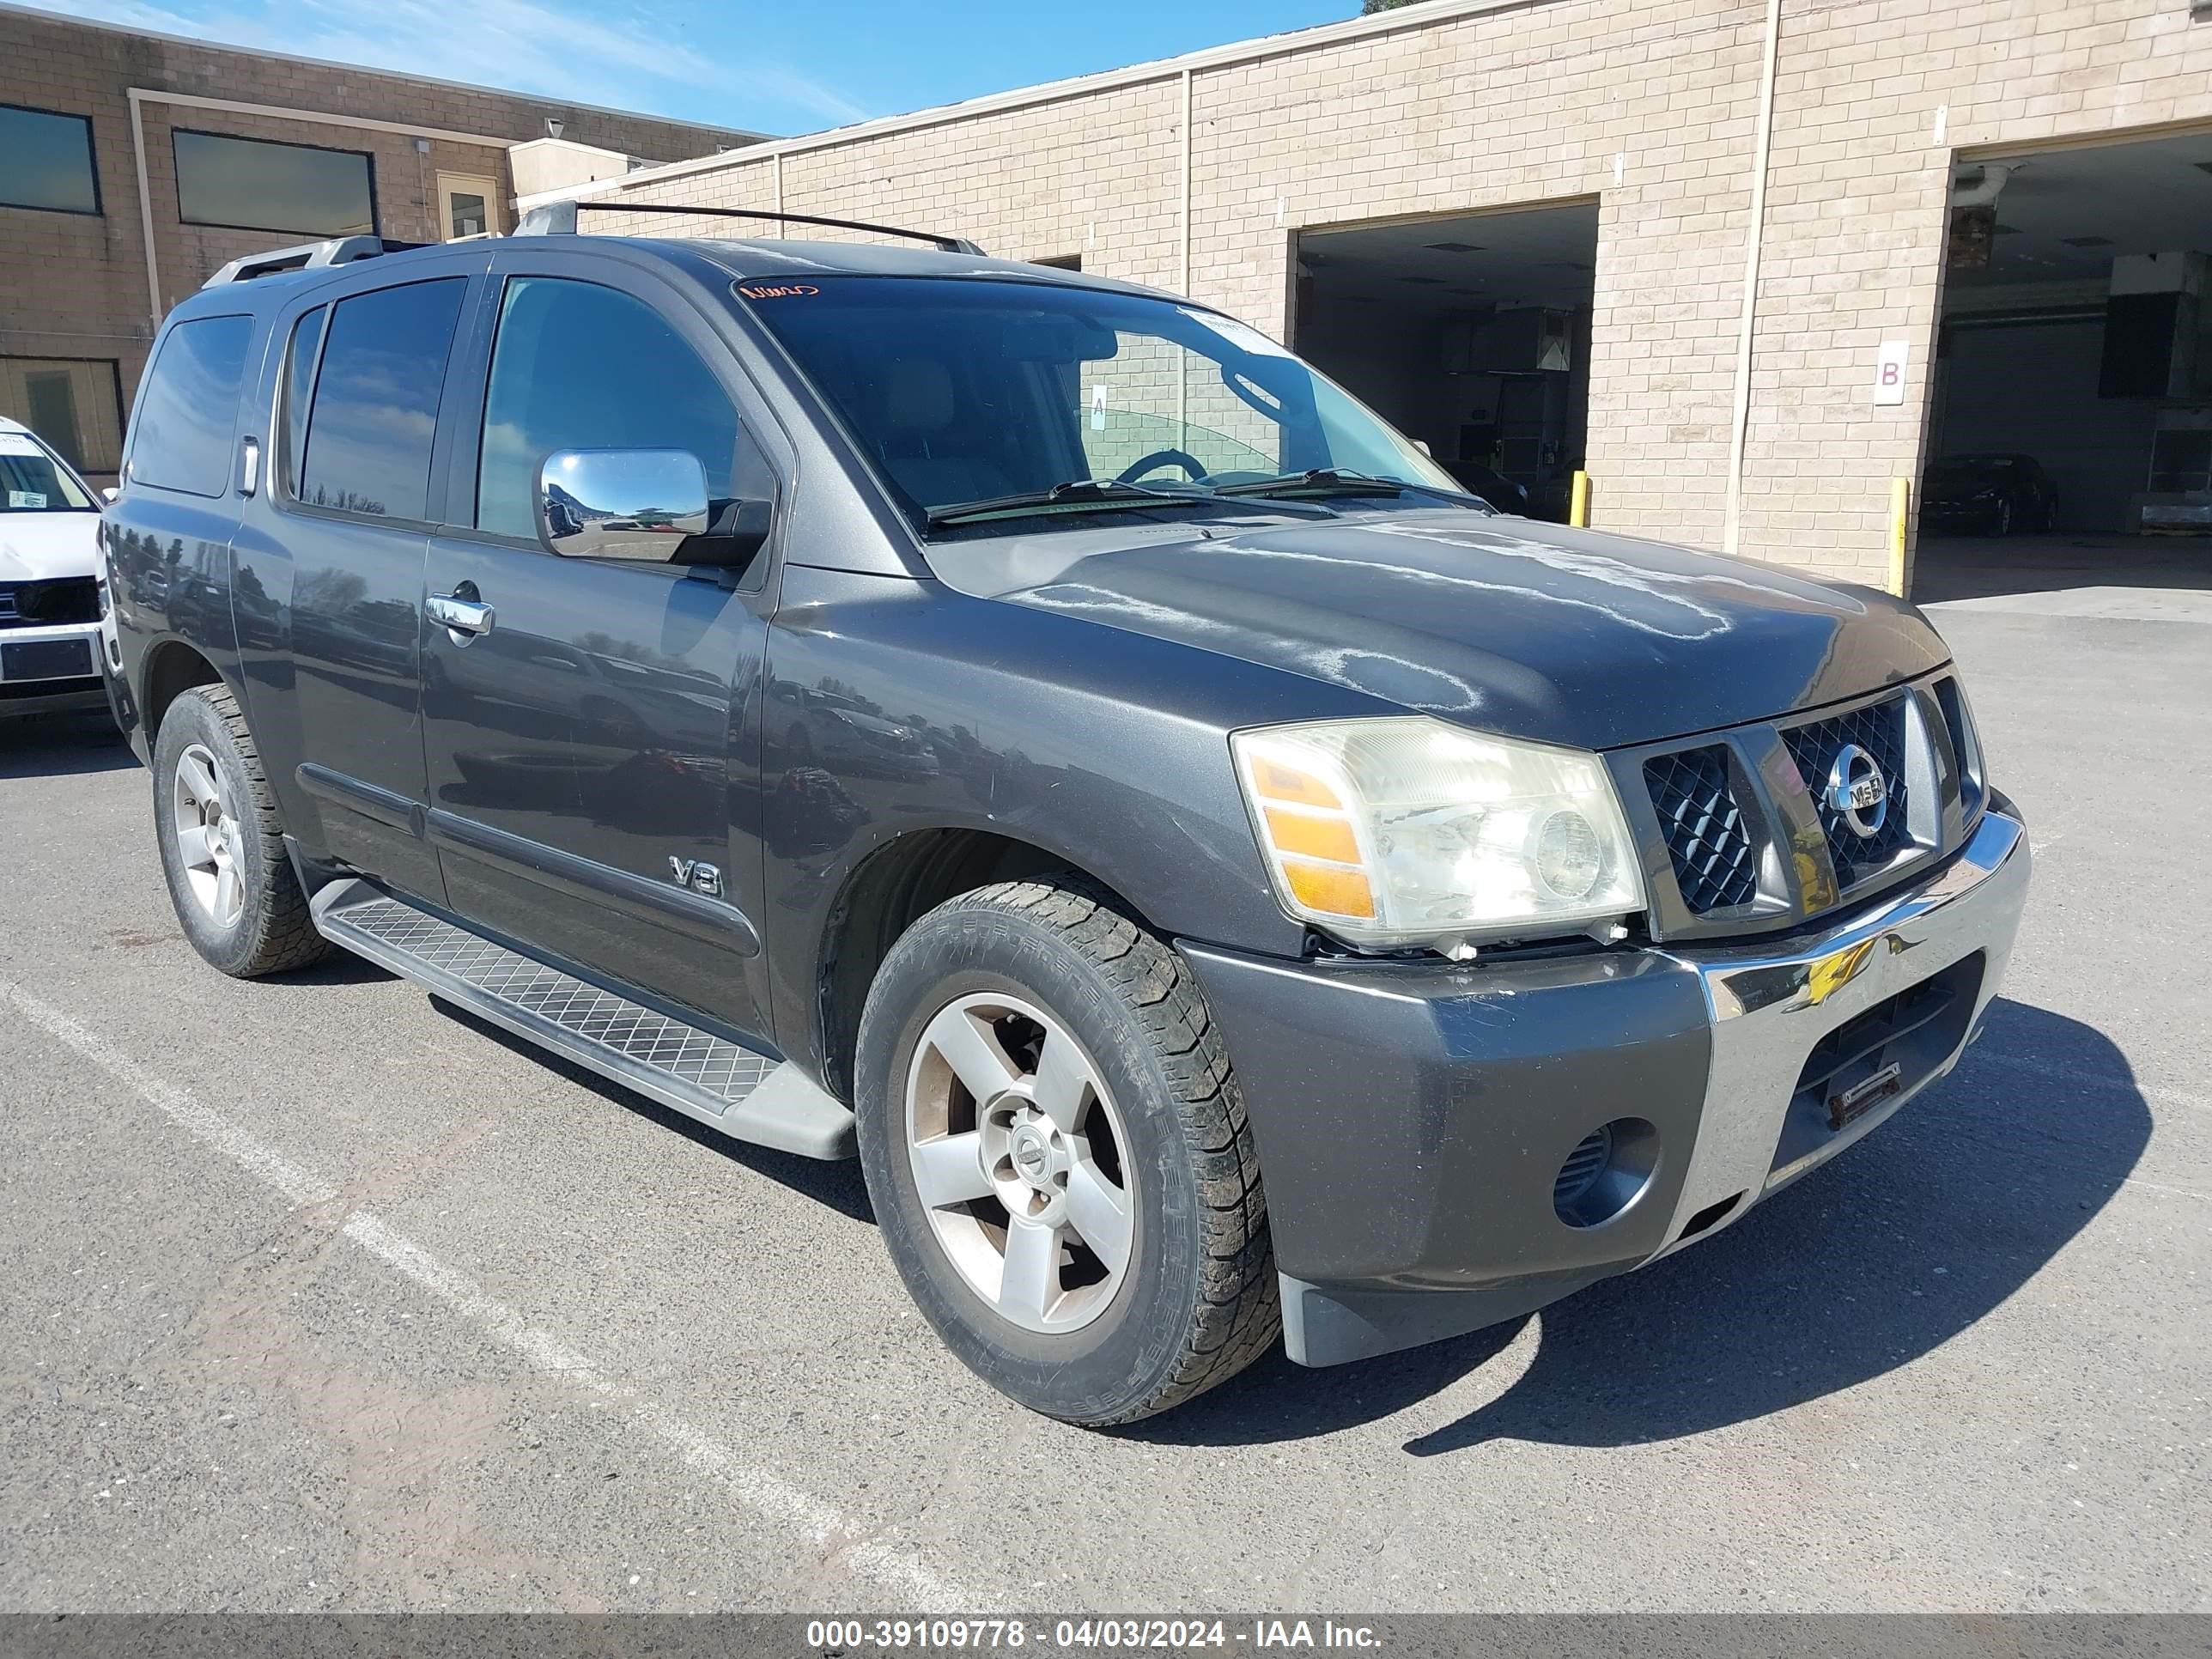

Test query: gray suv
[101,217,2029,1425]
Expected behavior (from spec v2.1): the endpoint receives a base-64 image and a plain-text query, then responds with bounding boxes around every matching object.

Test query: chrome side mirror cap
[101,485,120,503]
[537,449,710,562]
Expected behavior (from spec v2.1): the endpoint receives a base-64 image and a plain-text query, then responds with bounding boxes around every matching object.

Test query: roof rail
[514,199,983,256]
[201,235,420,288]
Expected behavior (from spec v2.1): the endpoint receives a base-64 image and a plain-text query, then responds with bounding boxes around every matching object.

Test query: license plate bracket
[1829,1059,1904,1129]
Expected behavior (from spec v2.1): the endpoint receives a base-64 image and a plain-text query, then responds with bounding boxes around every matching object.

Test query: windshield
[736,276,1468,530]
[0,431,95,513]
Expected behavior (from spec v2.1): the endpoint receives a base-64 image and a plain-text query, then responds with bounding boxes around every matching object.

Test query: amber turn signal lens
[1282,859,1376,918]
[1250,757,1343,811]
[1261,807,1361,864]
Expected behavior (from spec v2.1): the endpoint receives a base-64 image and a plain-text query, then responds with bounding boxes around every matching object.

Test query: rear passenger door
[418,251,785,1044]
[234,262,482,906]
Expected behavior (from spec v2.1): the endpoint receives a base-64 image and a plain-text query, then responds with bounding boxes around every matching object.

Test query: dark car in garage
[1920,453,2058,536]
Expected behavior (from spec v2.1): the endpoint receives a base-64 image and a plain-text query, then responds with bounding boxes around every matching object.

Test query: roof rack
[515,199,983,256]
[203,235,424,288]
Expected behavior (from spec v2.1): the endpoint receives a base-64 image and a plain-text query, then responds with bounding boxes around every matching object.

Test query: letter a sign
[1874,341,1909,406]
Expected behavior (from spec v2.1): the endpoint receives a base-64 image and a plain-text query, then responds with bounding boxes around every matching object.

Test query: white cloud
[40,0,865,130]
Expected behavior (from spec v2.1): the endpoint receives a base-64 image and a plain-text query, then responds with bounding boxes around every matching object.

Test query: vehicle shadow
[0,712,138,778]
[1130,998,2148,1451]
[426,995,875,1224]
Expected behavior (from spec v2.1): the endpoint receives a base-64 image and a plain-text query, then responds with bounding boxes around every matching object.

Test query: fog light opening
[1553,1115,1662,1229]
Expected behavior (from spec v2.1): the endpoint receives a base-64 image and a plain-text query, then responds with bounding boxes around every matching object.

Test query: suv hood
[972,510,1948,750]
[0,512,101,585]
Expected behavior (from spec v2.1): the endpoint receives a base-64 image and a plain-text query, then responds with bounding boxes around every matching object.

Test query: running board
[311,879,854,1160]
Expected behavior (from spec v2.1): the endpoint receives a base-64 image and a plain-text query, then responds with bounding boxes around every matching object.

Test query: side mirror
[538,449,711,562]
[101,486,120,503]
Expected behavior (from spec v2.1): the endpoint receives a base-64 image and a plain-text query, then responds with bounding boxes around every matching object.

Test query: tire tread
[919,877,1280,1423]
[167,684,330,977]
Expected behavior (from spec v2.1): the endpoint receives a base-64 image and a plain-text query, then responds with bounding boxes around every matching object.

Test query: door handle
[428,592,495,641]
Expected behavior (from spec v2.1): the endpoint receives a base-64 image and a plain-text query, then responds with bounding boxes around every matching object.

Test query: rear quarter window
[131,313,253,497]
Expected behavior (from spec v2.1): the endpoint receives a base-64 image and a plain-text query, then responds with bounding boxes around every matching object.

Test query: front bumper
[1181,802,2030,1367]
[0,619,107,718]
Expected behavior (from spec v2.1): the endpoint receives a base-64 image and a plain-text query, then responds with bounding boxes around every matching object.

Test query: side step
[311,879,854,1160]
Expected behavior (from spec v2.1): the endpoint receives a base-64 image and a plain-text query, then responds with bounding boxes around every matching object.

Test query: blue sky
[42,0,1356,137]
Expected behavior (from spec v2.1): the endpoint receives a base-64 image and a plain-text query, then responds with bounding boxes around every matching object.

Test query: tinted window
[477,276,748,539]
[742,276,1454,528]
[299,280,465,520]
[281,307,327,496]
[132,314,253,497]
[0,104,98,214]
[173,130,374,236]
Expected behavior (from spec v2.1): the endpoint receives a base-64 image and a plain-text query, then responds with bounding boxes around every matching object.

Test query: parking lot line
[0,977,977,1610]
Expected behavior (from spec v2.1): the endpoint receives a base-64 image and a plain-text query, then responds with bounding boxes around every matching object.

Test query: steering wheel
[1115,448,1208,485]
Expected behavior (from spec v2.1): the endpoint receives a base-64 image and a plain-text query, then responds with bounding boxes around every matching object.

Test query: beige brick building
[0,2,760,483]
[530,0,2212,593]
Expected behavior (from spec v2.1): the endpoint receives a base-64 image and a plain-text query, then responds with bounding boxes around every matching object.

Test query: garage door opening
[1292,203,1598,521]
[1925,131,2212,601]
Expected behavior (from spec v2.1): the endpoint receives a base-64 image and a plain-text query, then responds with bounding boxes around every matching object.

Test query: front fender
[757,566,1389,1073]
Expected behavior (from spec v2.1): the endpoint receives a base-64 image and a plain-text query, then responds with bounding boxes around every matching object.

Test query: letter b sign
[1874,341,1909,407]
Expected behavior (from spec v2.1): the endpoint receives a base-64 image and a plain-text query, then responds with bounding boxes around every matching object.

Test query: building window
[0,358,125,477]
[172,129,375,237]
[0,104,100,215]
[0,356,125,473]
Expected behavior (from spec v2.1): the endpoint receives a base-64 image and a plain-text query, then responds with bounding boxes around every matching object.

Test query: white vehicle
[0,416,112,721]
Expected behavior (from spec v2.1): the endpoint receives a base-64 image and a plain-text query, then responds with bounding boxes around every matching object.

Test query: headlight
[1231,716,1645,953]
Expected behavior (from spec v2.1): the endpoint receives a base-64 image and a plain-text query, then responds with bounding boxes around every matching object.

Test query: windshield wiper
[1212,468,1488,508]
[927,477,1328,526]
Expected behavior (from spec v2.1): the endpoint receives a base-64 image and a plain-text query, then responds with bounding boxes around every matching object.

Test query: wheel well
[141,641,222,743]
[817,829,1139,1103]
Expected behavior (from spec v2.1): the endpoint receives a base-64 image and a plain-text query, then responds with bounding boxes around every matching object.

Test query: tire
[854,878,1279,1425]
[151,684,331,978]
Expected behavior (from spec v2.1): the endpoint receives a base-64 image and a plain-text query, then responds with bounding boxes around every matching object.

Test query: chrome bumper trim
[1650,806,2030,1259]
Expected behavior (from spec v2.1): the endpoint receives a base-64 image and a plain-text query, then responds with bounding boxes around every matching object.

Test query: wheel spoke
[921,1004,1021,1105]
[178,753,219,810]
[997,1213,1062,1322]
[909,1131,994,1210]
[214,865,240,924]
[1030,1027,1092,1133]
[173,824,216,869]
[1064,1159,1133,1274]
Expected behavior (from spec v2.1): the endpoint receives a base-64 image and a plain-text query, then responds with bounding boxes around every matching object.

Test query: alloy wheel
[172,741,246,929]
[903,992,1137,1334]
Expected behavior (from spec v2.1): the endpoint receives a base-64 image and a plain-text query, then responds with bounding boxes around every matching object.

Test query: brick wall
[579,0,2212,588]
[0,5,753,476]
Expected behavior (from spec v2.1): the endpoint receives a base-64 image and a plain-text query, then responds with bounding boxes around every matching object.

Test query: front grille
[1626,675,1978,940]
[1782,695,1914,888]
[1644,745,1758,913]
[0,577,100,628]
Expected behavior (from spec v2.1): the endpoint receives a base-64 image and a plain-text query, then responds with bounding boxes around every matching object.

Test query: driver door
[419,252,787,1043]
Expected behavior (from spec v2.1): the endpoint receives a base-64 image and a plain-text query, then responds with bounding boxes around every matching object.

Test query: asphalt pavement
[2,561,2206,1613]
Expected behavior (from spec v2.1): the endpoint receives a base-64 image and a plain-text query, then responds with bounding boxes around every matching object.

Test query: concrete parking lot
[2,569,2206,1613]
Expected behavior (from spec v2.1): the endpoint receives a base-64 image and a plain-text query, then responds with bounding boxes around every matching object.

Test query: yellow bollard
[1570,471,1590,528]
[1887,477,1911,597]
